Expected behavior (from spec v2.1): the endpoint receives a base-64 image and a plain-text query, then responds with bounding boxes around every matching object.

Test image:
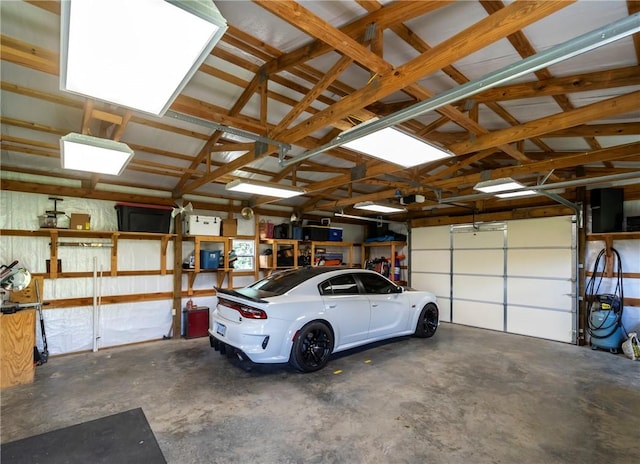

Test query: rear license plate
[215,322,226,337]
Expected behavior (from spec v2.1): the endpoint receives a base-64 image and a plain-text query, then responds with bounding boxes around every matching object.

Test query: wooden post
[172,216,183,338]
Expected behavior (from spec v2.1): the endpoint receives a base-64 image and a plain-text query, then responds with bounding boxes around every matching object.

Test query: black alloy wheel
[289,321,334,372]
[415,303,439,338]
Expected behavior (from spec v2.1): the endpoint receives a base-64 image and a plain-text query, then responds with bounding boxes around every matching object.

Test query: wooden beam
[470,66,640,103]
[449,90,640,155]
[278,1,571,143]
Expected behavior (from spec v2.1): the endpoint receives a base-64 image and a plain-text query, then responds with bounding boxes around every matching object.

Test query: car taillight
[218,297,267,319]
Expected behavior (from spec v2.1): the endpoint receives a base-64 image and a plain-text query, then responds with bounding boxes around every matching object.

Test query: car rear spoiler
[214,287,269,304]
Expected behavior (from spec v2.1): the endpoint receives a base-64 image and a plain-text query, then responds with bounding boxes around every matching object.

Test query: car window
[357,273,397,294]
[319,274,359,295]
[250,268,314,294]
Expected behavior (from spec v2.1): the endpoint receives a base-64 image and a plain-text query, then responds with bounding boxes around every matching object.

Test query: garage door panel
[437,298,451,323]
[453,301,503,331]
[412,217,575,343]
[507,306,573,342]
[411,249,450,273]
[454,249,503,275]
[508,278,573,310]
[453,230,503,248]
[508,249,572,278]
[453,275,503,302]
[412,225,449,248]
[412,273,450,298]
[507,217,573,247]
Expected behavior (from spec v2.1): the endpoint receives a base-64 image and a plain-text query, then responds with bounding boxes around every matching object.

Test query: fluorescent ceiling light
[495,190,538,198]
[225,179,305,198]
[474,177,525,193]
[354,201,406,214]
[341,127,452,168]
[60,133,134,176]
[60,0,228,116]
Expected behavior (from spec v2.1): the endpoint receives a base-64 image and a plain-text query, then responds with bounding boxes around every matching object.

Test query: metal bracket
[255,141,268,157]
[165,110,290,154]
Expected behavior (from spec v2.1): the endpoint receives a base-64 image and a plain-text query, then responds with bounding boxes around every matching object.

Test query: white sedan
[208,267,439,372]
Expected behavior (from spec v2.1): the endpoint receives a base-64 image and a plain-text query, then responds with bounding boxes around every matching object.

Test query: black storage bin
[115,202,172,233]
[368,221,389,239]
[273,223,290,239]
[303,226,330,241]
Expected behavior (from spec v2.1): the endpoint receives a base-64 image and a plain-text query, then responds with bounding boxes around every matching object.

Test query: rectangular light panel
[354,202,406,214]
[60,133,134,176]
[474,178,525,193]
[226,179,305,199]
[60,0,227,116]
[342,127,452,168]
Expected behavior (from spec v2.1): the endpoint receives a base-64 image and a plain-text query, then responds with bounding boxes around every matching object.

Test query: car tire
[289,321,334,373]
[414,303,439,338]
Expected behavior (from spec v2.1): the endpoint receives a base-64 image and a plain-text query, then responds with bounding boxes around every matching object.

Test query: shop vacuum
[585,247,626,353]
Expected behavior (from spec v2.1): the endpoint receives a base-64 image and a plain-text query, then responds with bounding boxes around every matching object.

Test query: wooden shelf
[1,228,175,278]
[362,241,407,284]
[587,232,640,241]
[1,228,175,240]
[300,240,360,268]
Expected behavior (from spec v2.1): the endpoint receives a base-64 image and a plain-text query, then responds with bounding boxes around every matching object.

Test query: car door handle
[371,304,379,308]
[326,304,337,309]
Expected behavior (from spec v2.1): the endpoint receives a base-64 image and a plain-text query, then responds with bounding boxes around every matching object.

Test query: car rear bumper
[208,313,292,363]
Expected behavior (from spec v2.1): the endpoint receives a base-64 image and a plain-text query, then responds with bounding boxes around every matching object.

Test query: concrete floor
[1,323,639,464]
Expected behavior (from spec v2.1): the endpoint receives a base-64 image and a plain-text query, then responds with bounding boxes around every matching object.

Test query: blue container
[590,310,625,351]
[329,228,343,241]
[200,250,221,269]
[292,226,303,240]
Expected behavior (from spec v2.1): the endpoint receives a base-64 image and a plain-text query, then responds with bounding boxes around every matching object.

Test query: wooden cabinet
[361,241,407,284]
[0,309,35,389]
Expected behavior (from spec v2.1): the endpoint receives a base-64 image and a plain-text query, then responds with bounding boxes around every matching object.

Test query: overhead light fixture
[341,127,452,168]
[495,190,538,199]
[225,179,306,198]
[354,201,406,214]
[60,0,228,116]
[474,177,525,194]
[60,133,134,175]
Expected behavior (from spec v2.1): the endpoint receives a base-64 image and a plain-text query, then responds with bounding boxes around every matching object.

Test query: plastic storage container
[329,228,343,241]
[115,203,172,233]
[200,250,222,269]
[303,226,330,241]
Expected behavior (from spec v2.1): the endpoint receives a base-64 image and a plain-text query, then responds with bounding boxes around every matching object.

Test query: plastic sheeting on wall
[36,301,173,355]
[2,191,175,355]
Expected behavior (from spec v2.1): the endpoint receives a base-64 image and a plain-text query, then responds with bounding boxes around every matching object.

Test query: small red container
[185,307,209,339]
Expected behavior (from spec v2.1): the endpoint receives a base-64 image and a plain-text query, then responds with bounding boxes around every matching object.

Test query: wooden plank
[449,91,640,155]
[432,141,640,191]
[470,66,640,103]
[0,309,36,389]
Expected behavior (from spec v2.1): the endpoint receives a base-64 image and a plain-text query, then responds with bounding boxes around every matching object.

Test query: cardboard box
[222,219,237,237]
[70,213,91,230]
[185,215,221,236]
[259,255,273,268]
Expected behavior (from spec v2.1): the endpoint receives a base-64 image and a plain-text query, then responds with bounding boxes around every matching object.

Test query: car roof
[249,267,382,296]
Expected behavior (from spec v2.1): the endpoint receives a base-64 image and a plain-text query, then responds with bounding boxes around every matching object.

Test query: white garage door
[410,216,576,343]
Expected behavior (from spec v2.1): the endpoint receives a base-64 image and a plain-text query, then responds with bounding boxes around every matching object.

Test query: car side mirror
[393,285,404,293]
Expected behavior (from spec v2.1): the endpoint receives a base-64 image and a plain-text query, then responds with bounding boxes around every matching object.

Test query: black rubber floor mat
[1,407,166,464]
